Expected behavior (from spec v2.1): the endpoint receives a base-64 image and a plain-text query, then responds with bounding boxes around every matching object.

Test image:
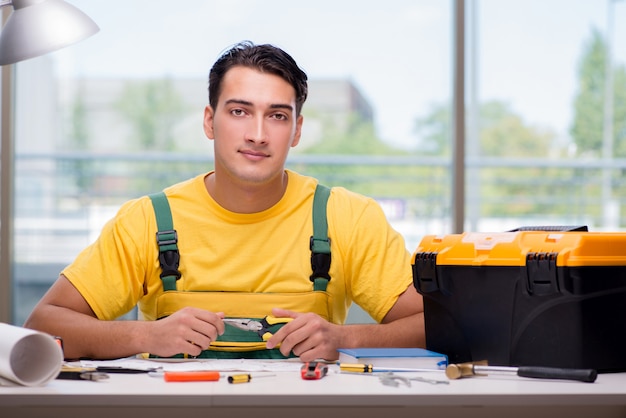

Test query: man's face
[203,66,303,187]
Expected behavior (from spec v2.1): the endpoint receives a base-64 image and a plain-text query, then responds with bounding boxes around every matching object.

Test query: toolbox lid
[413,231,626,267]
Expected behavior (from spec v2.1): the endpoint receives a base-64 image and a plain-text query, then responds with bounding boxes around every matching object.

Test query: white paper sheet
[0,323,63,386]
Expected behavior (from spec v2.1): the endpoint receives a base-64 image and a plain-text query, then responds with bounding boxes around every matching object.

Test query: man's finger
[271,307,299,319]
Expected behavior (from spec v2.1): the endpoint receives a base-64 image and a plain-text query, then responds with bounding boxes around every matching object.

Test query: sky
[51,0,626,151]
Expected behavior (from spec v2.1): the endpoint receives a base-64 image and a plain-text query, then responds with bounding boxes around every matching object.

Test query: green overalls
[148,184,333,359]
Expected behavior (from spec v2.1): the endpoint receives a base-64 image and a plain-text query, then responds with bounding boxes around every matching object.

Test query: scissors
[223,316,293,341]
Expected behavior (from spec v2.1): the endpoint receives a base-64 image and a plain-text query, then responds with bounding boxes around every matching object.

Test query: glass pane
[12,0,452,324]
[465,0,626,232]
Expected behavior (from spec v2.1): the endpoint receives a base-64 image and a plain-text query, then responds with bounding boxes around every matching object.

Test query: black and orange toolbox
[412,227,626,372]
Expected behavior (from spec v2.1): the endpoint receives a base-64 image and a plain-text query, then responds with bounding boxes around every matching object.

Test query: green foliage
[295,112,419,198]
[570,29,608,156]
[413,100,555,157]
[303,113,406,155]
[570,28,626,157]
[411,94,564,219]
[114,78,188,151]
[480,102,553,157]
[70,88,89,150]
[613,67,626,158]
[68,85,93,194]
[112,78,193,194]
[412,103,451,156]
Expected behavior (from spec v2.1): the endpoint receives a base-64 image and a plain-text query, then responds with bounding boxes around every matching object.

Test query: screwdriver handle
[227,373,276,384]
[517,366,597,383]
[228,374,252,384]
[163,371,220,382]
[339,363,374,373]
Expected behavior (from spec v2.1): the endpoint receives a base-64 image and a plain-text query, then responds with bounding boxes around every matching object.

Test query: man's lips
[239,149,269,160]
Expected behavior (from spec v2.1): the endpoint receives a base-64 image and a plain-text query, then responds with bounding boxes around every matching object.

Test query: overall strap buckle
[310,184,332,291]
[149,192,181,291]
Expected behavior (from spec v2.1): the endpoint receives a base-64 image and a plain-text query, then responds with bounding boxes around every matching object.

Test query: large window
[5,0,625,325]
[462,0,626,232]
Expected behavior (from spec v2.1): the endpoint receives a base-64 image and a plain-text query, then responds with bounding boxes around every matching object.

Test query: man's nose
[245,117,267,143]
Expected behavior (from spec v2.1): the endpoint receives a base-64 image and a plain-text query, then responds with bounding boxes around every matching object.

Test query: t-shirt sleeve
[328,189,414,323]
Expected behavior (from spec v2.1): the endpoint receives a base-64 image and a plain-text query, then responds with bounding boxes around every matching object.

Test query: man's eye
[232,109,245,116]
[272,113,287,121]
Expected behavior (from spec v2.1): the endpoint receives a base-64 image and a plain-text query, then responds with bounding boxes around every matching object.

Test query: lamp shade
[0,0,99,65]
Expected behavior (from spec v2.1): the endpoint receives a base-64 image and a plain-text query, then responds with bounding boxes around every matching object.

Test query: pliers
[223,316,293,341]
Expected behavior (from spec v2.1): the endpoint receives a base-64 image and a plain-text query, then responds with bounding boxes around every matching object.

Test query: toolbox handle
[507,225,588,232]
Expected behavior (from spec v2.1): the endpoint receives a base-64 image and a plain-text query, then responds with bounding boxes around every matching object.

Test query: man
[25,41,425,362]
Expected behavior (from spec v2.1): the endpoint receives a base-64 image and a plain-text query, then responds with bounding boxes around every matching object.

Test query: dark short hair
[208,41,308,115]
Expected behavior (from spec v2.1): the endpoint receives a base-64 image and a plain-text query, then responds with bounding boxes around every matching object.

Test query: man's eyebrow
[225,98,253,106]
[269,103,294,112]
[224,98,293,112]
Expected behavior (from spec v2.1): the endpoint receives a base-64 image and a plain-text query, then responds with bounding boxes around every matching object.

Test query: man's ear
[291,114,303,147]
[203,105,215,140]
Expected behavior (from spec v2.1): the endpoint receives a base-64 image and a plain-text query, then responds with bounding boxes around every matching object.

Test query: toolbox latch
[412,252,439,294]
[526,252,559,296]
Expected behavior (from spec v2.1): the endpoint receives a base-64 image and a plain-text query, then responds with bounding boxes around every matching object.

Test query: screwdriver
[163,371,220,382]
[340,363,445,373]
[57,371,110,381]
[227,373,276,384]
[57,365,110,381]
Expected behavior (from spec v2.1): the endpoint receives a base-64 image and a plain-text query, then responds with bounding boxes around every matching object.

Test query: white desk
[1,366,625,418]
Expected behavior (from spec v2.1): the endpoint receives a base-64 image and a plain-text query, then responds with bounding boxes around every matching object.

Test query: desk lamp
[0,0,98,324]
[0,0,99,65]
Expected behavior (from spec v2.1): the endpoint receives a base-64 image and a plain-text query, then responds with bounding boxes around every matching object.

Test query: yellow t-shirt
[63,170,413,324]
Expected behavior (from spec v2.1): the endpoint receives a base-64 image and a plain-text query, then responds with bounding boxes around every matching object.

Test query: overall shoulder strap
[149,187,330,293]
[149,192,181,291]
[310,184,332,291]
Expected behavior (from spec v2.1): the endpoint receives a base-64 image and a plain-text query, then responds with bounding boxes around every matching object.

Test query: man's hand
[147,308,225,358]
[265,308,343,362]
[24,275,228,360]
[265,285,426,362]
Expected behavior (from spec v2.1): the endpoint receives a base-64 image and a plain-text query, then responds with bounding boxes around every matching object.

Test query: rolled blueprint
[0,322,63,386]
